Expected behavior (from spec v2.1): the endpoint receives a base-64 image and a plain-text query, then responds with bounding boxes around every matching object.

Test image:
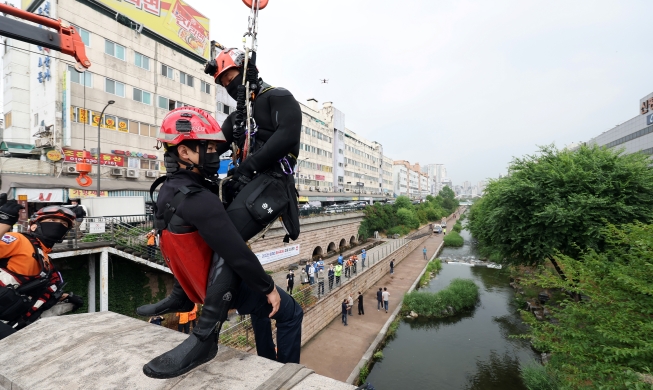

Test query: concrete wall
[249,212,364,271]
[299,225,431,345]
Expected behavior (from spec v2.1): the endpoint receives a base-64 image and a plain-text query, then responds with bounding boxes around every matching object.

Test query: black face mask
[225,72,243,101]
[200,152,221,178]
[33,222,69,248]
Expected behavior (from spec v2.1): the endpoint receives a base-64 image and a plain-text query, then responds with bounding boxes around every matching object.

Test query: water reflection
[365,230,538,390]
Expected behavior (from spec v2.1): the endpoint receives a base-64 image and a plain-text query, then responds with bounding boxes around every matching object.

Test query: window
[72,25,90,46]
[158,97,184,111]
[161,64,174,79]
[129,120,139,135]
[104,115,116,130]
[180,72,194,87]
[104,40,125,60]
[34,113,38,126]
[222,104,230,115]
[133,88,151,105]
[68,65,92,87]
[72,107,89,124]
[105,78,125,97]
[201,80,211,94]
[128,157,140,168]
[141,159,160,170]
[134,53,150,70]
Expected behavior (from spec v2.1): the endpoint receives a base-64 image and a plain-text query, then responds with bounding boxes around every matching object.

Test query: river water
[366,230,538,389]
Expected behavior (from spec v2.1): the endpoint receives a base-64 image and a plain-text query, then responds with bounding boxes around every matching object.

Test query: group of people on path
[341,291,366,326]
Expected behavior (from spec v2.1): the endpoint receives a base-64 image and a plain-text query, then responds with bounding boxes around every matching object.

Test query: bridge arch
[312,246,323,258]
[327,242,336,253]
[339,238,347,251]
[350,235,357,246]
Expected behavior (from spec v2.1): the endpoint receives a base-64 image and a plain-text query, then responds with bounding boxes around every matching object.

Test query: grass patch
[359,365,370,384]
[373,351,384,361]
[443,231,464,247]
[452,221,462,233]
[403,278,479,317]
[419,259,443,287]
[520,362,559,390]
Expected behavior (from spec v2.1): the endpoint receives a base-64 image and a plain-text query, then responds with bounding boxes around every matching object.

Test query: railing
[298,205,366,217]
[58,214,164,265]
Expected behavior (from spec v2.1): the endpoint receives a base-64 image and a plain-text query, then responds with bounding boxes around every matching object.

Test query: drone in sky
[319,79,329,84]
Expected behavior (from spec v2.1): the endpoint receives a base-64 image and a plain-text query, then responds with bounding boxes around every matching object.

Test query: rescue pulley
[75,150,93,187]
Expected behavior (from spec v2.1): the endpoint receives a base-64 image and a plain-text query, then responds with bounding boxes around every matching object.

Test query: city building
[1,0,214,216]
[393,160,421,198]
[422,163,447,194]
[586,92,653,156]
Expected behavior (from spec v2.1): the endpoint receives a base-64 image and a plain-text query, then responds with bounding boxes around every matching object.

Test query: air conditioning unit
[111,168,124,176]
[64,165,78,174]
[125,169,139,179]
[34,139,52,148]
[145,170,158,178]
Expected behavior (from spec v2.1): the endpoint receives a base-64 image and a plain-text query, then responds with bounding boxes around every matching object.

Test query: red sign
[315,175,325,181]
[63,149,125,167]
[111,150,158,160]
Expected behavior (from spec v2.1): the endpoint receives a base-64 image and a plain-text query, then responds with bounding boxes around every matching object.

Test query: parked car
[433,224,442,234]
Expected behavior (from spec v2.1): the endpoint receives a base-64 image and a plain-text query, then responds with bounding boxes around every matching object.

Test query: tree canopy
[467,144,653,265]
[521,223,653,389]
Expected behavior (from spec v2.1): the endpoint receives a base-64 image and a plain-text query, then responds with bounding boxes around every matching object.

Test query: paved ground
[299,212,462,382]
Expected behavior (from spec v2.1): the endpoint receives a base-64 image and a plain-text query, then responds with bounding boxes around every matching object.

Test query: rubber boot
[143,255,238,379]
[136,279,194,317]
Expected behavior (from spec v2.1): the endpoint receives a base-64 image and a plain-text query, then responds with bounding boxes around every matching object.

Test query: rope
[218,175,232,202]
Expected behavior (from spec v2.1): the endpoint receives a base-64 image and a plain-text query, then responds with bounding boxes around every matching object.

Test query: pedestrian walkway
[299,212,462,382]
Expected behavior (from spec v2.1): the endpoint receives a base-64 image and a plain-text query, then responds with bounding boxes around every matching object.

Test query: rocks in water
[542,307,551,317]
[409,311,418,318]
[541,352,551,365]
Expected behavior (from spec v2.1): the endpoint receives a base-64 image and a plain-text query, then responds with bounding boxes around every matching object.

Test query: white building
[1,0,214,215]
[586,92,653,157]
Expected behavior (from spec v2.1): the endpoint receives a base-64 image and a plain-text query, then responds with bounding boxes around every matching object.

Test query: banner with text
[255,244,300,265]
[15,188,64,203]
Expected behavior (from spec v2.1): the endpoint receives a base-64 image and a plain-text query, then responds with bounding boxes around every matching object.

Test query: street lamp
[97,100,115,197]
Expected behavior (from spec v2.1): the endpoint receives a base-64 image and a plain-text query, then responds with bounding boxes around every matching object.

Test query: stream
[365,230,538,389]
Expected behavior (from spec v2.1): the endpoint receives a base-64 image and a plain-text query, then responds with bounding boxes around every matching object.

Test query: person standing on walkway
[317,267,325,295]
[286,270,295,294]
[347,294,354,316]
[341,299,348,326]
[338,254,343,265]
[423,246,427,260]
[443,227,447,236]
[382,288,390,313]
[308,263,315,285]
[390,259,394,275]
[317,257,324,271]
[176,311,190,334]
[328,264,335,290]
[146,229,157,260]
[357,291,364,315]
[377,288,383,311]
[361,249,367,268]
[352,256,358,275]
[335,263,342,286]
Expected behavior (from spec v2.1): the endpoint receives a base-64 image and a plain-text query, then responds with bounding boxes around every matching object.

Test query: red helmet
[213,48,245,85]
[32,206,76,226]
[157,107,226,146]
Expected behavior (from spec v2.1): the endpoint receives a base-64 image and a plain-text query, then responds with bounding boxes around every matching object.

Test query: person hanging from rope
[0,197,84,340]
[137,108,303,379]
[203,47,302,240]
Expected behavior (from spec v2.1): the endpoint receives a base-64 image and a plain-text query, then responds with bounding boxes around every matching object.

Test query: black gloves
[62,293,84,311]
[230,164,254,195]
[0,193,24,226]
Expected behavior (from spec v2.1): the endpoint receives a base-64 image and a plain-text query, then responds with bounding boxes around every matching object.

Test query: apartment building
[1,0,214,215]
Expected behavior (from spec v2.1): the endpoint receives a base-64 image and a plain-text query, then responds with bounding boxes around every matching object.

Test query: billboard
[96,0,210,59]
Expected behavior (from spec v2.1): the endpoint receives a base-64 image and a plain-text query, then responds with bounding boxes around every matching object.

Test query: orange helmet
[157,107,226,146]
[33,205,76,226]
[212,48,245,85]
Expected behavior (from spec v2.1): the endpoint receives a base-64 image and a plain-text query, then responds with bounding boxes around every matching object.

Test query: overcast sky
[189,0,651,184]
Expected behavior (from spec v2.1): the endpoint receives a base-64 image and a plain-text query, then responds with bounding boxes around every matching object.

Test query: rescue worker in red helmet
[0,196,83,340]
[138,107,303,379]
[203,47,302,240]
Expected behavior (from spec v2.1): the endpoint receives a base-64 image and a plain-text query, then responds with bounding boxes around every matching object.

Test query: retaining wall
[300,225,432,345]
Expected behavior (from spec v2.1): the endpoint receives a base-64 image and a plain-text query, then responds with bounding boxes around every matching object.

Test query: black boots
[143,255,238,379]
[137,279,195,317]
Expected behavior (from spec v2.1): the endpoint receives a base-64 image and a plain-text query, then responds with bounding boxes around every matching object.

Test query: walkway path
[299,212,462,382]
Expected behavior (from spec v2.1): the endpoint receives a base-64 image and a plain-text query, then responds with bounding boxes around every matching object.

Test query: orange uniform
[188,304,198,321]
[0,233,51,277]
[176,311,190,324]
[146,232,156,246]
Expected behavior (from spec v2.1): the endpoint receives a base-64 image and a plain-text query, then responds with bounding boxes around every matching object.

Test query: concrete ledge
[0,312,354,390]
[345,241,445,385]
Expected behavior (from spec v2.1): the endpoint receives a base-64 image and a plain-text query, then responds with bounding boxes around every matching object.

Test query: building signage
[641,97,653,115]
[255,244,300,265]
[88,222,106,234]
[315,175,325,181]
[69,189,108,198]
[46,150,62,161]
[63,149,125,167]
[95,0,210,59]
[15,188,64,203]
[298,196,309,202]
[62,69,71,146]
[111,150,158,159]
[647,113,653,126]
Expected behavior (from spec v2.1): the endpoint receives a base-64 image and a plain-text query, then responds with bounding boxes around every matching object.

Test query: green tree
[521,223,653,389]
[394,195,412,210]
[467,144,653,270]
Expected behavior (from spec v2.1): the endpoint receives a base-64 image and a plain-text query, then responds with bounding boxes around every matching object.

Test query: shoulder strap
[19,233,47,275]
[161,185,205,228]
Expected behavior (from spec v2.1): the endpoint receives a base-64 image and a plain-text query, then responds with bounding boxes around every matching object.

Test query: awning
[0,142,36,154]
[1,173,156,195]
